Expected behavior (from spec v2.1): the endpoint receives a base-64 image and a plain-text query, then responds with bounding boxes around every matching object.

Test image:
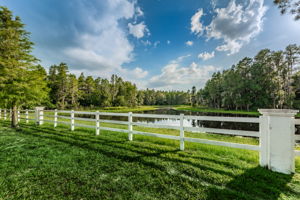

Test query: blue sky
[1,0,300,90]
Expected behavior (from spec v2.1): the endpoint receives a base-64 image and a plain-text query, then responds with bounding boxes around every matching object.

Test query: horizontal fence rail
[132,122,180,130]
[184,115,260,123]
[184,137,260,151]
[295,119,300,125]
[184,127,259,137]
[132,130,180,140]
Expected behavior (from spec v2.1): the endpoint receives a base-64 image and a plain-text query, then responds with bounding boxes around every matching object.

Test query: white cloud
[191,9,204,36]
[153,41,160,47]
[64,0,139,72]
[148,55,218,90]
[205,0,267,55]
[132,67,148,78]
[118,66,148,79]
[65,30,133,72]
[185,41,194,46]
[136,6,144,17]
[171,54,191,63]
[128,22,149,39]
[70,66,148,88]
[23,0,150,88]
[167,40,171,44]
[141,40,151,46]
[198,51,215,60]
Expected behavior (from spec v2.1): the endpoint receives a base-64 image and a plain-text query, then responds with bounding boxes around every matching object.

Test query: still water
[98,108,260,132]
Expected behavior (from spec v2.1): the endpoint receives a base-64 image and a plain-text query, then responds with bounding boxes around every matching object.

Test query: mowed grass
[0,121,300,200]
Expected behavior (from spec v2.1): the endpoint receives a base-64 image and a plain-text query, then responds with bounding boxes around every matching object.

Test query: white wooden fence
[0,107,299,174]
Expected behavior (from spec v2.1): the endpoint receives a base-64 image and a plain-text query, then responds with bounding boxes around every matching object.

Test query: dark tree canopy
[46,62,191,109]
[274,0,300,20]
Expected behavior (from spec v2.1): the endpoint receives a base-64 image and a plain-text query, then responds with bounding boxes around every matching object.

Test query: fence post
[258,109,298,174]
[180,113,185,150]
[259,114,269,167]
[4,109,6,120]
[35,108,39,125]
[128,112,133,141]
[71,110,75,131]
[95,111,100,135]
[35,107,44,125]
[54,109,58,128]
[17,110,20,122]
[39,110,43,125]
[9,109,12,121]
[25,109,29,123]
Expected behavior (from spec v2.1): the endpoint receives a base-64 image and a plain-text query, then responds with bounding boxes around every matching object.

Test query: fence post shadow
[206,166,296,200]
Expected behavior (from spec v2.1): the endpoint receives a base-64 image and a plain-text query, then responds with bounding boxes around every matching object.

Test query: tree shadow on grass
[3,122,298,199]
[206,166,298,200]
[18,123,250,177]
[16,124,238,179]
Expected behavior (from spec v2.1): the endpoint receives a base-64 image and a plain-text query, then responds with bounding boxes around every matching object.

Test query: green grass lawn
[0,120,300,200]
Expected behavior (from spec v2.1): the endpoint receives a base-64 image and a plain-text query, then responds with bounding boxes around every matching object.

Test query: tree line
[47,63,191,109]
[193,45,300,110]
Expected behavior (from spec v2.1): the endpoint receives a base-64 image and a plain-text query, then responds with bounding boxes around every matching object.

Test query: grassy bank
[93,106,160,113]
[0,121,300,199]
[45,106,159,113]
[174,105,300,117]
[174,105,260,116]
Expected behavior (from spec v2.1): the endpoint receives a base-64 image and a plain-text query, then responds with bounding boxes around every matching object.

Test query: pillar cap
[258,109,299,117]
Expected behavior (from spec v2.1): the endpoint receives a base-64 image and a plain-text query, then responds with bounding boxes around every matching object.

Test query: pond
[98,108,260,132]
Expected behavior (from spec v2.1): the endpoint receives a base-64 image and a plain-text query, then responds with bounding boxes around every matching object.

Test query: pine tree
[0,7,49,127]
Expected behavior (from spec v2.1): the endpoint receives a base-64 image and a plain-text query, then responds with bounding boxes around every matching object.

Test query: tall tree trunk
[11,105,18,128]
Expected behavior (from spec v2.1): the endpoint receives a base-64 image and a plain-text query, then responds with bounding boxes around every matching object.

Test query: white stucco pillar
[258,109,298,174]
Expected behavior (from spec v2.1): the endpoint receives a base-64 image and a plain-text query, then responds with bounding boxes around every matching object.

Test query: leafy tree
[84,76,96,106]
[110,74,120,105]
[292,71,300,103]
[68,74,79,108]
[48,63,69,109]
[99,78,112,107]
[274,0,300,20]
[0,7,48,127]
[137,91,144,105]
[191,86,197,106]
[199,44,300,110]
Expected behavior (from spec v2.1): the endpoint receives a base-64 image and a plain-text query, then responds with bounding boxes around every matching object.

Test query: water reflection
[137,109,259,131]
[74,108,260,131]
